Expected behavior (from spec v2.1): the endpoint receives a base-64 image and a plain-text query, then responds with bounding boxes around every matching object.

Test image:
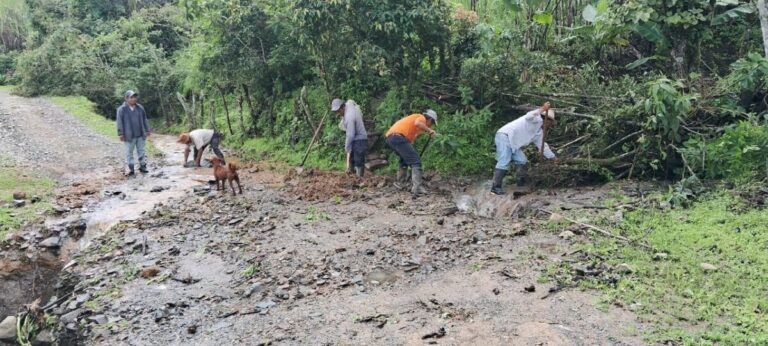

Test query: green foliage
[585,193,768,344]
[427,106,495,175]
[642,77,695,143]
[682,121,768,182]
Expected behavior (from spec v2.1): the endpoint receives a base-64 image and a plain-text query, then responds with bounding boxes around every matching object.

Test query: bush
[682,121,768,183]
[0,50,19,85]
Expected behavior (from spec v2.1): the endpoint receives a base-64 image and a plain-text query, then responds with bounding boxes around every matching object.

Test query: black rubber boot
[515,164,528,187]
[490,169,507,195]
[394,167,408,189]
[411,166,426,196]
[139,164,148,174]
[127,164,135,176]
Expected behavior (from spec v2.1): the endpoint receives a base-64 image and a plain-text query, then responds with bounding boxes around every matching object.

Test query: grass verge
[0,85,15,92]
[47,96,161,157]
[0,163,53,241]
[581,193,768,344]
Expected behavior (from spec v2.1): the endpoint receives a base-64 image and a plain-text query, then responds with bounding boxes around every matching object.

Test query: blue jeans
[124,137,146,166]
[351,139,368,169]
[495,132,526,170]
[387,135,421,168]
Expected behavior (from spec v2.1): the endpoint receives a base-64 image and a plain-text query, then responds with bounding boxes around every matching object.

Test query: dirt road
[0,90,648,345]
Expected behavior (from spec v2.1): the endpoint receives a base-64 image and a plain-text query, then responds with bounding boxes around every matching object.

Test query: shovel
[296,109,331,174]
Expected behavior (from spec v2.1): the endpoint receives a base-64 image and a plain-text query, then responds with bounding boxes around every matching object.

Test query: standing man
[385,109,438,196]
[178,129,224,167]
[491,101,558,195]
[332,98,368,178]
[117,90,151,176]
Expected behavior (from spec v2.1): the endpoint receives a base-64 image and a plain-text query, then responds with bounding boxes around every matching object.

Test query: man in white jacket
[491,101,558,195]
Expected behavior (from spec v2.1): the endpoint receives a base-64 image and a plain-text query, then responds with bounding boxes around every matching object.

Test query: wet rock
[256,300,277,311]
[421,327,446,340]
[492,288,501,295]
[524,285,536,293]
[12,191,27,200]
[67,219,87,239]
[30,195,41,204]
[13,200,25,208]
[273,289,289,300]
[53,206,71,214]
[417,235,427,245]
[0,316,17,342]
[60,309,81,325]
[32,329,54,346]
[187,325,198,334]
[364,249,376,256]
[558,230,575,240]
[150,186,165,193]
[193,185,211,195]
[472,231,487,243]
[244,283,264,298]
[653,252,669,260]
[88,315,107,325]
[700,263,718,272]
[39,236,61,248]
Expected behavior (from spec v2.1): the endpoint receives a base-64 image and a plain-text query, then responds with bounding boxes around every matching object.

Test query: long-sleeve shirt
[116,102,150,141]
[497,108,555,159]
[339,100,367,153]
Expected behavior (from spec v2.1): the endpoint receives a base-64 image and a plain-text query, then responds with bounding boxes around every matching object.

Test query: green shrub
[682,121,768,182]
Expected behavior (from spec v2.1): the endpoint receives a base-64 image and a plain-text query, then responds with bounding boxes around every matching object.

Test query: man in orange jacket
[385,109,438,196]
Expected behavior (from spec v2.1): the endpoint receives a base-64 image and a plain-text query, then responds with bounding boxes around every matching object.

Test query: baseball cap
[124,90,138,98]
[424,109,438,125]
[331,99,344,111]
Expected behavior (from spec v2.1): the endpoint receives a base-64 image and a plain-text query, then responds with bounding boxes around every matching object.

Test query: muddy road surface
[1,90,649,345]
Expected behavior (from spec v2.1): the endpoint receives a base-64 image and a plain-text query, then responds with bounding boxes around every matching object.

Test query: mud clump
[283,169,390,201]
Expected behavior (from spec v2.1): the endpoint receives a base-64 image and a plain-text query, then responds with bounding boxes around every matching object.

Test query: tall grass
[0,0,30,50]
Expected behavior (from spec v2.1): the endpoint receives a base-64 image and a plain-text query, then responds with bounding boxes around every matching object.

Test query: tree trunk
[237,93,246,134]
[209,100,217,131]
[470,0,477,11]
[217,84,234,135]
[671,39,687,80]
[242,84,258,135]
[757,0,768,58]
[176,92,196,130]
[199,90,206,130]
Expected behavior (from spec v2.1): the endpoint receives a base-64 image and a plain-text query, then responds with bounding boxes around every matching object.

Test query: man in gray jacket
[116,90,151,176]
[332,98,368,178]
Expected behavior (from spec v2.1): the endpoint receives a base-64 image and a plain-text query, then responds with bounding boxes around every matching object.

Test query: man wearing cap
[116,90,151,176]
[178,129,225,167]
[491,101,558,195]
[332,98,368,178]
[385,110,438,195]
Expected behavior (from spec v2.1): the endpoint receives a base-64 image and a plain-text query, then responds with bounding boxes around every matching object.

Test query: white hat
[425,109,438,124]
[331,99,344,111]
[545,109,555,120]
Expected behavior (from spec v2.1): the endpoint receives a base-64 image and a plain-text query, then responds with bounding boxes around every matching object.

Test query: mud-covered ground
[1,90,650,345]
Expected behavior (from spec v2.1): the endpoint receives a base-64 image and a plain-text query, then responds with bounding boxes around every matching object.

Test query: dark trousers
[386,134,421,168]
[351,139,367,169]
[194,132,225,161]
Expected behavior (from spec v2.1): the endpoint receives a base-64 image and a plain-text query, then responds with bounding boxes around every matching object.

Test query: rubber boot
[394,167,408,189]
[139,163,148,174]
[515,164,528,186]
[513,164,530,194]
[411,166,426,196]
[355,166,364,178]
[490,169,507,195]
[127,164,135,176]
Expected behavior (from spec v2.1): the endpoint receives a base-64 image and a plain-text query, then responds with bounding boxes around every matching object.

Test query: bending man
[178,129,224,167]
[332,98,368,178]
[491,102,558,195]
[385,110,438,196]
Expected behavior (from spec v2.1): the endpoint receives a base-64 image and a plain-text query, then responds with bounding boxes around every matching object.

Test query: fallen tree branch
[520,91,629,102]
[599,130,643,154]
[538,209,653,250]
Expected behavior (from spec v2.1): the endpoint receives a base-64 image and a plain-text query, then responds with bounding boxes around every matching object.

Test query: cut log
[365,159,388,171]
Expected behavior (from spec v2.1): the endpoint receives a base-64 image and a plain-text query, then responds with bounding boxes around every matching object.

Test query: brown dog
[211,157,243,195]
